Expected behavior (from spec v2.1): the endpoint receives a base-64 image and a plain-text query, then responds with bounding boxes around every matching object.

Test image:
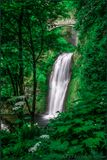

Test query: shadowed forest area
[0,0,107,160]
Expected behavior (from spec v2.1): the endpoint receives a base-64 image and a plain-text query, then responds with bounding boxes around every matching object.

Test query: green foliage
[19,124,40,140]
[1,124,41,160]
[1,0,107,160]
[65,1,107,158]
[1,130,18,146]
[72,0,107,92]
[1,0,73,114]
[50,140,69,152]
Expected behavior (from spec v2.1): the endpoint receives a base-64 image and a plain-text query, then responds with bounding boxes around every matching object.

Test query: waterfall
[43,53,73,119]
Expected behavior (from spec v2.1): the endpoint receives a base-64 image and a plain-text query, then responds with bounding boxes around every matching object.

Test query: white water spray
[44,53,73,119]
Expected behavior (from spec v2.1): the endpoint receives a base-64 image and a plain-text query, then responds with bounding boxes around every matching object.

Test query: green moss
[65,52,82,110]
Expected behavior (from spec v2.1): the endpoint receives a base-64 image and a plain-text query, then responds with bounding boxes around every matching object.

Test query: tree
[1,0,71,123]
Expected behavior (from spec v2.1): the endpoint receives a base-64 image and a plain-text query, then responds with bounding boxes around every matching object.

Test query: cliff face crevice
[65,51,82,110]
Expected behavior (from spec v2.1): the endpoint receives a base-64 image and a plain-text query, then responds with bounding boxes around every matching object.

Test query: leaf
[57,125,71,134]
[83,138,101,149]
[50,140,69,152]
[68,145,83,155]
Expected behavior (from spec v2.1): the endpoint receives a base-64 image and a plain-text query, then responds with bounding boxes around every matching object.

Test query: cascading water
[43,53,73,119]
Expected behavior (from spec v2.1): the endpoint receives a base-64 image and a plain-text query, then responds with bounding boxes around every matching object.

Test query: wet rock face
[70,28,78,46]
[65,27,78,46]
[48,18,76,31]
[1,121,10,132]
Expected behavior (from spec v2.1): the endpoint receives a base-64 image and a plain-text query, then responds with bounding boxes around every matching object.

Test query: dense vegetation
[1,0,107,160]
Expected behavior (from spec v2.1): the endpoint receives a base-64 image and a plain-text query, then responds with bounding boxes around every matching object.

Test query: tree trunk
[1,52,18,96]
[27,17,37,124]
[18,8,24,95]
[31,60,37,124]
[7,67,17,96]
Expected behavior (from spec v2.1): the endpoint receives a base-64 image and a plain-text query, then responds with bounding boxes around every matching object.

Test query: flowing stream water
[43,53,73,119]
